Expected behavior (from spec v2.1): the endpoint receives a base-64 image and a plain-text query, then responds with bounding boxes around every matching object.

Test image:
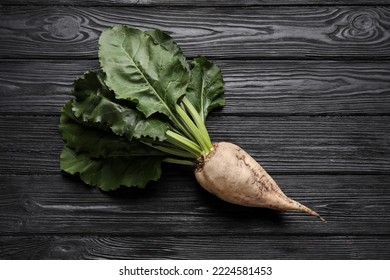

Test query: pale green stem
[171,117,197,144]
[162,157,195,166]
[143,142,195,159]
[166,130,202,157]
[181,97,212,147]
[175,104,211,153]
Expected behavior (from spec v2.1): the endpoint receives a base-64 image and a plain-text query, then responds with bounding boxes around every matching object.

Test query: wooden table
[1,0,389,259]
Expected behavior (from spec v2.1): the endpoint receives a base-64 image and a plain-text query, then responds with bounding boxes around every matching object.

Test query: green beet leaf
[60,25,225,191]
[145,29,188,70]
[71,71,169,141]
[60,103,166,158]
[60,146,163,190]
[99,25,190,120]
[185,56,225,123]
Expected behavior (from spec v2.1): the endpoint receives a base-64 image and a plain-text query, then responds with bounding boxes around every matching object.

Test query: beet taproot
[195,142,325,222]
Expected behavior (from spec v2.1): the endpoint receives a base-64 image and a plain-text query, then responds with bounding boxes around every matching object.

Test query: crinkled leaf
[61,146,163,191]
[185,56,224,122]
[71,71,169,141]
[73,70,114,101]
[59,26,226,191]
[60,102,166,158]
[145,29,188,70]
[99,25,189,119]
[59,102,166,190]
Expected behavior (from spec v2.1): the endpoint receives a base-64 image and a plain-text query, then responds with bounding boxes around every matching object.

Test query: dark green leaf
[59,26,226,191]
[60,102,166,158]
[145,29,188,70]
[185,56,225,122]
[61,146,163,191]
[71,71,169,141]
[73,70,114,101]
[99,25,190,119]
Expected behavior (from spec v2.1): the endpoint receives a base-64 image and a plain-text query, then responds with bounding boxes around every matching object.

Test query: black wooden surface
[0,1,389,259]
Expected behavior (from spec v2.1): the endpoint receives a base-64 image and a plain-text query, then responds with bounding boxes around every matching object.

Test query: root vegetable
[195,142,325,222]
[60,25,325,222]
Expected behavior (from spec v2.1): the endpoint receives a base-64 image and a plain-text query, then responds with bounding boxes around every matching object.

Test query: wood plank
[2,0,390,6]
[0,116,389,175]
[0,174,389,235]
[0,174,390,236]
[1,6,390,59]
[1,60,389,115]
[1,235,389,259]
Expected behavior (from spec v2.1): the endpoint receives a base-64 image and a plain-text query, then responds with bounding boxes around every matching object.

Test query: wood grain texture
[0,116,389,175]
[1,235,389,260]
[1,60,389,115]
[2,0,390,6]
[1,1,389,261]
[1,6,390,59]
[0,174,389,235]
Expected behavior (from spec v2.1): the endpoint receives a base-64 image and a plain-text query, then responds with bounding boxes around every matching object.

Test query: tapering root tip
[299,203,326,223]
[319,215,327,223]
[314,212,327,223]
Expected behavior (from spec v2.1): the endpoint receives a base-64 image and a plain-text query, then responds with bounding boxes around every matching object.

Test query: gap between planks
[1,59,389,116]
[2,1,390,7]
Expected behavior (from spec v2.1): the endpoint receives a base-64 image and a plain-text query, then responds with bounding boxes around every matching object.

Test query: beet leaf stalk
[59,25,324,221]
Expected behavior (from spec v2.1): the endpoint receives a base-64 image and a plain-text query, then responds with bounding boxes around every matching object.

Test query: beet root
[195,142,325,222]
